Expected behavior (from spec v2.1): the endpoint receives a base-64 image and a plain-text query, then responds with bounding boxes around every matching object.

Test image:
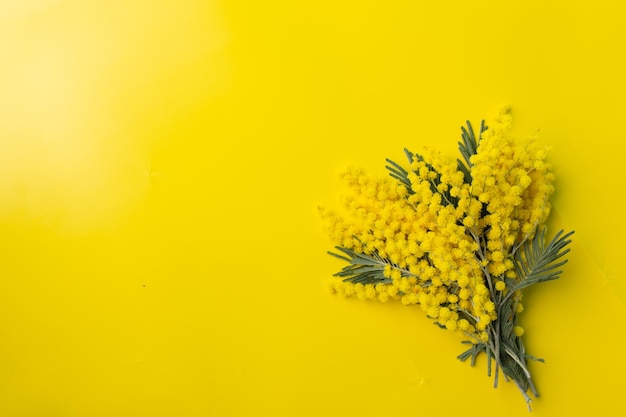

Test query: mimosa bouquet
[319,108,573,410]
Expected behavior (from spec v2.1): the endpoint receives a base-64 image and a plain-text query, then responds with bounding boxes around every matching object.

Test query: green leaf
[327,250,351,262]
[327,246,391,285]
[457,342,486,366]
[386,147,461,208]
[385,148,419,194]
[510,229,574,293]
[457,120,487,183]
[524,353,545,363]
[385,158,413,192]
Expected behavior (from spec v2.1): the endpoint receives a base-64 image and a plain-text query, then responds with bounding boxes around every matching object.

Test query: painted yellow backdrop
[1,1,625,416]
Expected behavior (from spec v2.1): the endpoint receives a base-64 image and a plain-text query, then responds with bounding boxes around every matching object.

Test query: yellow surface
[1,1,625,416]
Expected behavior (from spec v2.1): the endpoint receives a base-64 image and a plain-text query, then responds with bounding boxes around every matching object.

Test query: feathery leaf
[510,229,574,293]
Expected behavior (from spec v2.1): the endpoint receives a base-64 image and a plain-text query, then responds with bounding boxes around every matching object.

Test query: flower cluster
[319,108,573,409]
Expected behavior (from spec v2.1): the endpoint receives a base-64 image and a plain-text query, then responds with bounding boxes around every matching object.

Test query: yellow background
[1,1,624,416]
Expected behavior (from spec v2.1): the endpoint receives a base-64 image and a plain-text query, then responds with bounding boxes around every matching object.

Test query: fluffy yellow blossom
[321,110,573,407]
